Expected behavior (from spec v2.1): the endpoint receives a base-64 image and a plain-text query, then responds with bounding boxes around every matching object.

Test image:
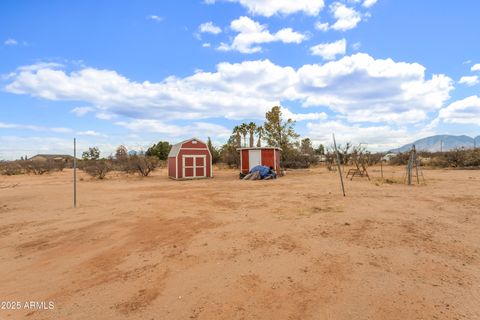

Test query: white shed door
[248,150,261,170]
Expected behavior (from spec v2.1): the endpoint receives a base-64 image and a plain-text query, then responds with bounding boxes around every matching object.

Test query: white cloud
[202,43,211,48]
[0,135,122,161]
[116,119,231,139]
[77,130,103,137]
[147,15,163,22]
[5,54,453,125]
[280,107,327,121]
[310,39,346,60]
[471,64,480,72]
[297,54,453,123]
[71,106,94,117]
[330,2,362,31]
[206,0,324,17]
[352,42,361,51]
[458,75,479,87]
[362,0,378,8]
[4,38,18,46]
[306,120,437,151]
[218,16,307,53]
[199,22,222,34]
[51,127,73,133]
[315,21,329,32]
[0,122,72,133]
[439,95,480,125]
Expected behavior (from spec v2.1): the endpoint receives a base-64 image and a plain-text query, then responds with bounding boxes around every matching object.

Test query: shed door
[183,155,206,178]
[248,150,261,170]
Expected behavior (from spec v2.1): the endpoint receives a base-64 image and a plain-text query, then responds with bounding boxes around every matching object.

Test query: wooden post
[332,133,346,197]
[380,161,384,182]
[414,145,420,184]
[74,138,77,208]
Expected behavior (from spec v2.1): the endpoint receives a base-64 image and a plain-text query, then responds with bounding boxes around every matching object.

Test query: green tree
[115,145,128,161]
[315,144,325,155]
[256,125,264,147]
[263,106,300,159]
[300,138,314,155]
[247,122,257,147]
[82,147,100,160]
[146,141,172,160]
[232,126,241,148]
[219,135,240,167]
[239,123,248,147]
[207,137,221,164]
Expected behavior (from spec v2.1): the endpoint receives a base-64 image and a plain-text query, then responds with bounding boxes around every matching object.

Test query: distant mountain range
[389,135,480,153]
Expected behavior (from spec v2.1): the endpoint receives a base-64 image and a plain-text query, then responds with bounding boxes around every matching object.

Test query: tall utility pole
[440,139,443,152]
[74,138,77,208]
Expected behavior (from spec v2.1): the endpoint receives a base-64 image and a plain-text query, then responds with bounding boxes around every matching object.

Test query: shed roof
[236,146,282,151]
[168,137,207,157]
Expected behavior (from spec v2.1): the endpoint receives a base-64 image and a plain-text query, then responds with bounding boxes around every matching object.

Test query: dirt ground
[0,166,479,320]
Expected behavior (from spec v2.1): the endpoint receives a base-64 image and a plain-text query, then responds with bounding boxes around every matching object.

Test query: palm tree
[239,123,248,147]
[232,125,241,148]
[256,125,264,147]
[247,122,257,147]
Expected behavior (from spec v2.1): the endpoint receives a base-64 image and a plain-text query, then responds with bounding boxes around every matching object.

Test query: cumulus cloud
[280,107,327,121]
[0,135,122,160]
[297,54,453,123]
[199,22,222,34]
[439,95,480,125]
[315,21,329,32]
[116,119,231,138]
[77,130,104,137]
[0,122,72,133]
[218,16,307,53]
[310,39,346,60]
[4,38,18,46]
[471,64,480,72]
[458,75,479,87]
[205,0,324,17]
[5,53,453,125]
[306,119,438,151]
[330,2,362,31]
[362,0,378,8]
[71,106,94,117]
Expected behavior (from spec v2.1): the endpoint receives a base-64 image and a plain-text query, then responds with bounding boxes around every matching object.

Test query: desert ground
[0,166,479,320]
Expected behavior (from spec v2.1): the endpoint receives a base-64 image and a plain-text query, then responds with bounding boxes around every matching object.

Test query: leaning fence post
[332,133,346,197]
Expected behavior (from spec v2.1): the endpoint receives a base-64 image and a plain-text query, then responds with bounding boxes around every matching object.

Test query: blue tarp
[250,165,276,179]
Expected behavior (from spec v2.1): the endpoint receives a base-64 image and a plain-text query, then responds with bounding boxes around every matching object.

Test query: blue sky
[1,0,479,159]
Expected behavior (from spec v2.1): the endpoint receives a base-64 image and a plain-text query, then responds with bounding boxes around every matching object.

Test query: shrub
[127,156,158,176]
[389,153,410,165]
[0,161,23,175]
[282,149,318,169]
[82,160,111,179]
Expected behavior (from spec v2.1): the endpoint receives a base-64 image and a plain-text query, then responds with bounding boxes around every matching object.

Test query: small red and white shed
[168,138,213,180]
[238,147,281,175]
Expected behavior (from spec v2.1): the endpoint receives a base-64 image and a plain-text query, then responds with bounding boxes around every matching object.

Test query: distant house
[29,154,74,165]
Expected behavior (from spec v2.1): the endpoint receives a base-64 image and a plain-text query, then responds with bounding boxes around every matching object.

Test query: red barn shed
[168,138,213,180]
[238,147,281,175]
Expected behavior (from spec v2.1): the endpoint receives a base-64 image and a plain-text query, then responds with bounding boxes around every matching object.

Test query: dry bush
[389,153,410,165]
[282,149,318,169]
[81,160,111,179]
[0,161,23,175]
[388,149,480,168]
[127,156,159,176]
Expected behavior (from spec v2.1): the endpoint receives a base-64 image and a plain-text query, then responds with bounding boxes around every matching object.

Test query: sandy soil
[0,166,479,320]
